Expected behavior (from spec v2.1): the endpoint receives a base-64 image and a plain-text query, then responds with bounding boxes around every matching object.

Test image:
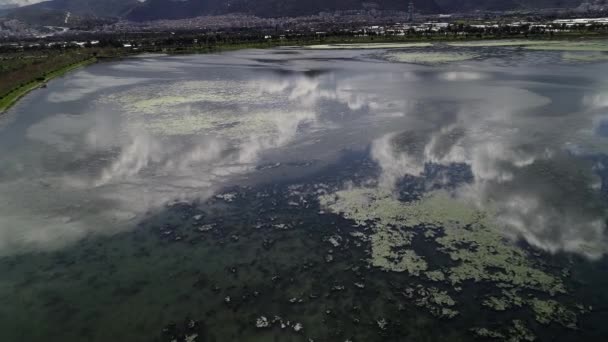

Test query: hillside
[6,0,587,24]
[126,0,441,21]
[13,0,141,18]
[434,0,583,12]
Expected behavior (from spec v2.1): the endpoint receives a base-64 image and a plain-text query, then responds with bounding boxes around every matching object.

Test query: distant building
[408,1,415,22]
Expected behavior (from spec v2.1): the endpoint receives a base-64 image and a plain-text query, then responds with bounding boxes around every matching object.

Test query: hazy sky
[2,0,145,6]
[2,0,49,6]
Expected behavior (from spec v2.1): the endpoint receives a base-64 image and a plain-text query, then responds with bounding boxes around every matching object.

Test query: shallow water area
[1,42,608,342]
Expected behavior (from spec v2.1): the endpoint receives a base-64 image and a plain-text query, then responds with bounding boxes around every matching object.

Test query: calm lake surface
[1,43,608,342]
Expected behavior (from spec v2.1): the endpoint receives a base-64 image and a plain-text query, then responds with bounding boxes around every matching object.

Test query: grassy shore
[0,57,97,113]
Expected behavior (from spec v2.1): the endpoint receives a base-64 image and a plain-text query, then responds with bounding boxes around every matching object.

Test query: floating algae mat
[307,42,433,49]
[562,51,608,62]
[384,51,478,64]
[447,40,550,47]
[447,40,608,52]
[524,40,608,52]
[0,43,608,342]
[319,188,578,328]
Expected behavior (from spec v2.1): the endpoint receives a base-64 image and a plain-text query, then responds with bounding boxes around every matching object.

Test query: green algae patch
[529,298,578,329]
[404,285,459,319]
[425,270,446,282]
[471,320,536,341]
[307,43,433,50]
[470,327,505,339]
[447,40,548,47]
[371,231,428,275]
[385,52,477,64]
[102,79,319,138]
[525,41,608,52]
[562,51,608,62]
[483,296,511,311]
[509,320,536,342]
[437,221,566,295]
[320,189,564,293]
[319,188,480,230]
[319,187,582,331]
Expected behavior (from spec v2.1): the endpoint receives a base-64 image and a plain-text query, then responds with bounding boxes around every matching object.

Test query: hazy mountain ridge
[435,0,584,11]
[126,0,587,21]
[3,0,141,27]
[125,0,442,21]
[3,0,588,24]
[20,0,142,17]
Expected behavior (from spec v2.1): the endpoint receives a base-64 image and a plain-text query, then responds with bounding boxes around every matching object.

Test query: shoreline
[1,34,608,115]
[0,57,97,114]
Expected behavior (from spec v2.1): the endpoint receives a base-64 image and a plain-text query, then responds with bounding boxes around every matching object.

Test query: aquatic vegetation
[470,327,505,339]
[447,40,547,47]
[385,52,477,64]
[425,270,446,282]
[319,188,480,230]
[437,221,566,295]
[529,298,578,329]
[319,187,579,330]
[471,321,536,342]
[508,320,536,342]
[483,296,511,311]
[372,243,427,275]
[101,78,325,141]
[307,43,433,49]
[562,52,608,62]
[320,189,564,294]
[525,41,608,52]
[447,39,608,52]
[412,286,459,319]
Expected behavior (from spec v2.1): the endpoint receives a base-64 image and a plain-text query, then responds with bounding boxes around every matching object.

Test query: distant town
[1,0,608,47]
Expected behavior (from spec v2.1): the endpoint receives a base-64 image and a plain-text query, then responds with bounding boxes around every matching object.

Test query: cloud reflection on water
[0,51,607,260]
[0,68,344,255]
[370,84,608,259]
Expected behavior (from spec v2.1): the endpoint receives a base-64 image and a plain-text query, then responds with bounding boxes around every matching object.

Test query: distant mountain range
[126,0,444,21]
[126,0,587,21]
[2,0,588,25]
[436,0,585,11]
[3,0,141,26]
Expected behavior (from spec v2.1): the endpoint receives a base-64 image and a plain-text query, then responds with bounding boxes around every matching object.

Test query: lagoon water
[1,43,608,341]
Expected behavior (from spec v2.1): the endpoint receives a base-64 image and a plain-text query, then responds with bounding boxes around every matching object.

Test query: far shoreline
[1,34,607,115]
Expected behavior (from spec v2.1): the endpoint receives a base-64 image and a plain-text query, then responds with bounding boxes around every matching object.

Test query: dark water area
[1,43,608,341]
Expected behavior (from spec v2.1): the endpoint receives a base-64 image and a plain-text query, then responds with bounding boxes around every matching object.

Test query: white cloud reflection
[370,86,608,259]
[0,68,340,255]
[2,51,608,260]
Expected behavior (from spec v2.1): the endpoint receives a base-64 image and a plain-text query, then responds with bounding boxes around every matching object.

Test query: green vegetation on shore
[0,58,97,113]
